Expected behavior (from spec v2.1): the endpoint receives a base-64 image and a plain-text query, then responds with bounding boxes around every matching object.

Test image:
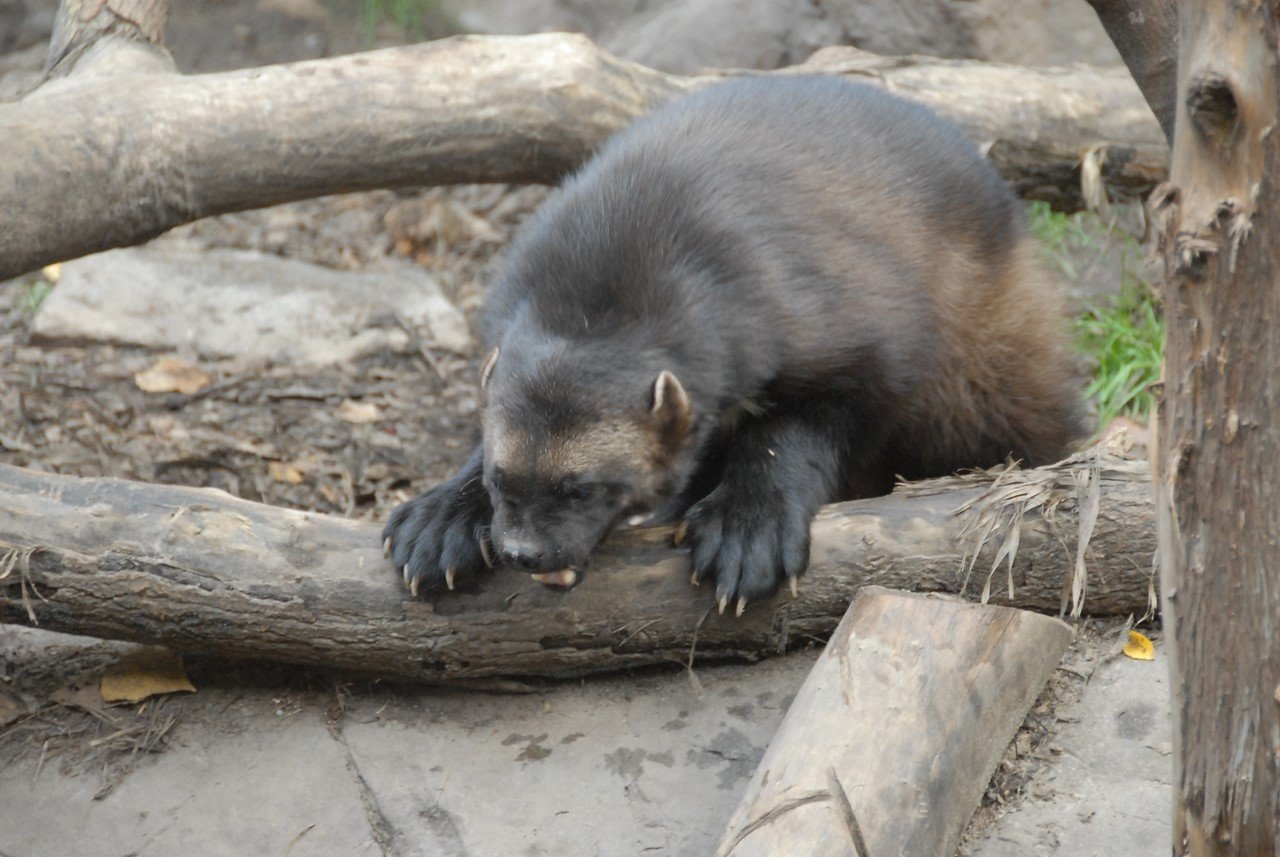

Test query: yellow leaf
[101,646,196,704]
[269,461,306,484]
[135,356,211,394]
[1123,630,1155,661]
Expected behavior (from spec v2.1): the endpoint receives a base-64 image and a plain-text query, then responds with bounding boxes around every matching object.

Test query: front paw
[383,478,492,595]
[683,484,812,614]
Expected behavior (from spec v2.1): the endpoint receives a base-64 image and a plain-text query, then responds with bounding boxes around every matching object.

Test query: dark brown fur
[383,77,1085,608]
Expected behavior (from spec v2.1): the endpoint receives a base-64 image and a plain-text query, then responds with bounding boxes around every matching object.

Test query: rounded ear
[479,347,500,392]
[651,370,692,438]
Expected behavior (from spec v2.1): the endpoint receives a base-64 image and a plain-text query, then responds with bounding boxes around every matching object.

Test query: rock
[447,0,1123,73]
[33,246,471,365]
[603,0,847,74]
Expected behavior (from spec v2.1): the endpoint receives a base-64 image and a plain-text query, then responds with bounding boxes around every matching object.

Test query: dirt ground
[0,176,1168,857]
[1,184,548,523]
[0,6,1170,854]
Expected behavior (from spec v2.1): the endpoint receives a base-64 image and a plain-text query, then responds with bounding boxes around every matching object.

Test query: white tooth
[531,569,578,587]
[445,566,456,590]
[479,537,494,568]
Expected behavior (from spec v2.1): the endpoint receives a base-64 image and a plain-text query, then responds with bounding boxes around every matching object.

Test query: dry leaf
[269,461,306,484]
[337,399,382,424]
[1122,630,1155,661]
[101,646,196,704]
[135,357,211,395]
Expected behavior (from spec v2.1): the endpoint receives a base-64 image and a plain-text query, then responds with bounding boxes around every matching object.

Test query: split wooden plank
[716,587,1073,857]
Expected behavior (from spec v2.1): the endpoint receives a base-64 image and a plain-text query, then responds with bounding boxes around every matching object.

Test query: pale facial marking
[483,413,654,481]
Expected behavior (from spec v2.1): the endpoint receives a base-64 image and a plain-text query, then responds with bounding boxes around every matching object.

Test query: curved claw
[735,597,748,618]
[445,566,457,591]
[790,576,799,599]
[718,593,729,615]
[479,536,494,568]
[673,520,689,547]
[383,537,392,558]
[409,576,420,597]
[690,570,702,587]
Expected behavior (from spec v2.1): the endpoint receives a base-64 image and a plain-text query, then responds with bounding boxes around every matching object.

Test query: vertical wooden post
[1154,1,1280,851]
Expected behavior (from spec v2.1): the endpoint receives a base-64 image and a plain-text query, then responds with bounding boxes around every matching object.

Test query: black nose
[501,541,542,570]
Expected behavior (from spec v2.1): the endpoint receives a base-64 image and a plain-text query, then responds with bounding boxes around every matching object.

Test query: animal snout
[500,538,544,570]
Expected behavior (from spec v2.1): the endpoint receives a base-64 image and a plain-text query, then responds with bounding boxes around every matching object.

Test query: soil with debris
[0,180,547,786]
[0,185,546,522]
[0,7,1167,851]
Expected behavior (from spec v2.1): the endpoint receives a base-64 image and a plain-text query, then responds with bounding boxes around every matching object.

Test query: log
[715,587,1073,857]
[0,450,1153,682]
[0,31,1167,282]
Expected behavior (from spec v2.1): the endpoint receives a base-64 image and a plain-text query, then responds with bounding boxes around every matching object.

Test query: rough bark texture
[0,456,1153,682]
[1083,0,1179,142]
[0,32,1166,282]
[1151,1,1280,852]
[45,0,171,75]
[715,588,1072,857]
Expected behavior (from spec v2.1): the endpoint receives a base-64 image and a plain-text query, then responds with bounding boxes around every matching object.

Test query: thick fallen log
[1,27,1166,281]
[0,451,1153,682]
[716,587,1072,857]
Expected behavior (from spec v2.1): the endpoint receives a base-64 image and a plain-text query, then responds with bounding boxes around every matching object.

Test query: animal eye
[564,483,594,502]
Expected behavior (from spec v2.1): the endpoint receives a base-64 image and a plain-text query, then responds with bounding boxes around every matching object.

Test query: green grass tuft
[1030,201,1165,430]
[359,0,454,41]
[1073,281,1164,427]
[20,277,54,315]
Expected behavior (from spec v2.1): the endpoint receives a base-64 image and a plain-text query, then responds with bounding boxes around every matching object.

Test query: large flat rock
[33,246,471,365]
[963,639,1172,855]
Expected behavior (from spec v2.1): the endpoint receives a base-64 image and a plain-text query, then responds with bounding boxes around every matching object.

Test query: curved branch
[0,34,1165,281]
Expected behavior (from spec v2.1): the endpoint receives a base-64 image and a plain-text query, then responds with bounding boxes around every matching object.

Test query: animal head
[477,345,696,580]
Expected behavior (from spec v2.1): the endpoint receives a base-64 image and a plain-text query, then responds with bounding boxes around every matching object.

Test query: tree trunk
[1150,1,1280,853]
[0,30,1165,282]
[715,587,1072,857]
[1083,0,1179,142]
[0,453,1152,683]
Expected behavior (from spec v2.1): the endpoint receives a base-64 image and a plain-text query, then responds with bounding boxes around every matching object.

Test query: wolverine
[383,76,1084,613]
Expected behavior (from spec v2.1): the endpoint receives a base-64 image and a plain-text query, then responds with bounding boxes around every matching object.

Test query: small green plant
[1028,200,1098,280]
[20,277,54,315]
[360,0,451,41]
[1074,280,1164,427]
[1030,200,1165,430]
